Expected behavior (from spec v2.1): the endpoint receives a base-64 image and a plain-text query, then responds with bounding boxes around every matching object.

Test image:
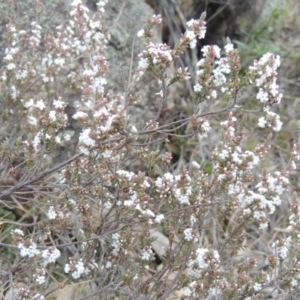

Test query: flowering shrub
[1,1,300,299]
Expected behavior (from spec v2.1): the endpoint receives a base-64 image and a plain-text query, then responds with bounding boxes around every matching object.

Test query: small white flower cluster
[73,111,88,120]
[12,228,24,238]
[94,106,117,133]
[78,128,96,154]
[240,171,288,229]
[33,268,46,285]
[186,16,207,40]
[185,17,206,49]
[258,107,283,132]
[137,29,145,38]
[97,0,107,13]
[22,98,44,127]
[46,206,64,220]
[184,281,197,297]
[29,21,42,48]
[75,101,121,155]
[187,248,220,278]
[253,282,262,292]
[155,172,193,205]
[154,214,165,224]
[194,42,233,100]
[155,172,174,194]
[272,238,291,261]
[201,45,221,59]
[219,146,260,169]
[70,0,89,19]
[16,233,61,271]
[111,233,122,256]
[64,258,87,279]
[115,170,164,222]
[213,57,231,87]
[122,189,156,220]
[249,52,282,105]
[138,42,173,72]
[193,83,202,93]
[175,185,192,205]
[136,14,162,39]
[214,117,261,188]
[18,240,40,258]
[41,247,61,266]
[102,149,112,159]
[198,119,212,137]
[185,30,197,49]
[183,228,194,241]
[141,248,153,261]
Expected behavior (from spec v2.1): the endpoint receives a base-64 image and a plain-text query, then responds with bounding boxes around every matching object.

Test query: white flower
[49,110,56,121]
[253,282,262,292]
[211,90,217,99]
[4,54,13,61]
[94,77,107,94]
[55,136,62,144]
[186,30,197,48]
[154,214,164,223]
[133,274,138,280]
[193,83,202,93]
[69,199,76,206]
[189,39,197,49]
[291,279,298,287]
[258,117,267,128]
[18,241,40,258]
[111,233,121,255]
[16,69,28,80]
[6,62,16,70]
[54,57,65,67]
[73,111,88,119]
[22,99,34,108]
[273,118,282,132]
[10,86,18,99]
[138,57,149,70]
[224,43,234,53]
[192,161,200,169]
[64,264,71,273]
[41,247,61,266]
[53,99,65,109]
[184,228,193,241]
[212,45,221,58]
[256,88,269,103]
[35,100,45,110]
[277,245,289,259]
[47,206,57,220]
[137,29,145,37]
[201,120,211,133]
[71,0,83,7]
[141,248,153,261]
[35,276,46,285]
[175,188,191,205]
[72,260,86,279]
[12,229,24,236]
[79,128,96,147]
[102,149,112,159]
[219,149,229,160]
[28,116,38,126]
[213,69,226,86]
[64,133,72,141]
